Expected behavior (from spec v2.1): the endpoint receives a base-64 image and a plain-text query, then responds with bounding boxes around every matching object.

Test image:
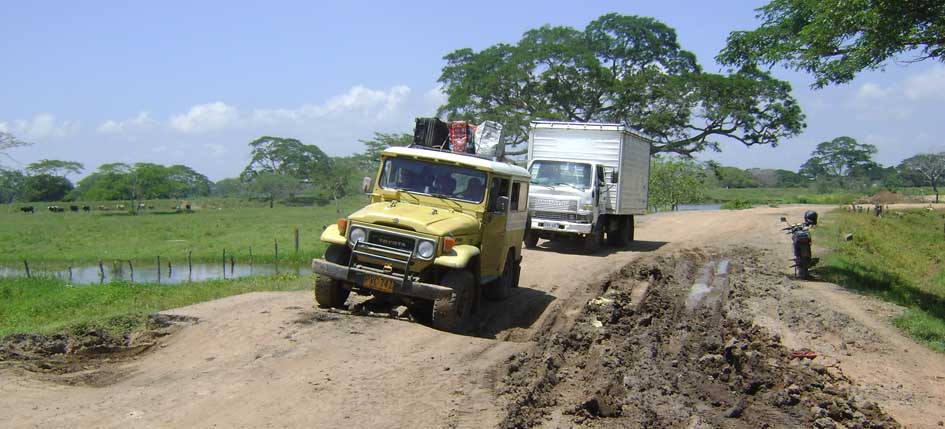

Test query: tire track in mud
[495,249,900,429]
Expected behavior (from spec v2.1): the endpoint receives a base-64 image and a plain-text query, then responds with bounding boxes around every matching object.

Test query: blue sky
[2,1,944,180]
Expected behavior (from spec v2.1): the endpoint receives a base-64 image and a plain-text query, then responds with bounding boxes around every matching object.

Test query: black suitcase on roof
[414,117,449,148]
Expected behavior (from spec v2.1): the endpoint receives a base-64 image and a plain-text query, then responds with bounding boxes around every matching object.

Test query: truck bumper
[530,218,593,234]
[311,259,453,301]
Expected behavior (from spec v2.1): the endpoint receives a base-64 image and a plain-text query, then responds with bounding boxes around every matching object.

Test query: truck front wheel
[315,245,351,309]
[524,230,539,249]
[583,224,604,253]
[432,269,474,333]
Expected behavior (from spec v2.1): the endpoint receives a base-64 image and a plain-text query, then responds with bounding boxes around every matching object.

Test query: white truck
[524,121,651,252]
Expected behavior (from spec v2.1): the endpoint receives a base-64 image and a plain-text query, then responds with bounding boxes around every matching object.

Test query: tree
[247,172,301,208]
[718,0,945,88]
[241,136,333,181]
[900,152,945,202]
[357,132,411,169]
[649,155,709,211]
[213,178,246,198]
[73,162,211,202]
[25,159,84,178]
[0,132,31,167]
[799,137,878,186]
[0,169,27,204]
[438,13,805,156]
[24,174,73,202]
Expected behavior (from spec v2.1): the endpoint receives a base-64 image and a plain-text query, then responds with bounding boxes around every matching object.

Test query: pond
[0,262,309,285]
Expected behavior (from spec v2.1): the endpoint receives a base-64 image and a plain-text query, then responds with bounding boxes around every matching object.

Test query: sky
[2,0,944,181]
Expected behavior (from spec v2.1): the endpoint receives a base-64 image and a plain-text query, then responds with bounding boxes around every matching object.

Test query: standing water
[0,262,308,285]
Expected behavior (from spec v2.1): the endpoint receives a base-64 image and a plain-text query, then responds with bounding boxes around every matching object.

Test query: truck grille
[368,231,416,251]
[532,211,593,223]
[529,198,577,211]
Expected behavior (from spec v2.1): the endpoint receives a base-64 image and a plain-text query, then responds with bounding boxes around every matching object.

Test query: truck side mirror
[361,176,373,194]
[611,171,619,184]
[496,196,509,213]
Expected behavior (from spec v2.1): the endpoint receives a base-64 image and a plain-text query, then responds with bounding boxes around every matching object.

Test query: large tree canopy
[799,136,878,185]
[25,159,84,178]
[241,136,333,181]
[0,132,31,167]
[718,0,945,88]
[438,13,805,156]
[74,162,212,201]
[900,152,945,203]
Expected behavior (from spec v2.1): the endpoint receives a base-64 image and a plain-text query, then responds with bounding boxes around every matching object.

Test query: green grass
[705,187,861,205]
[721,199,753,210]
[0,274,313,337]
[814,209,945,353]
[0,196,368,267]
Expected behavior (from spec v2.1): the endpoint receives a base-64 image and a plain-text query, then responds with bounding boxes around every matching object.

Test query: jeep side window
[488,177,510,212]
[511,182,521,211]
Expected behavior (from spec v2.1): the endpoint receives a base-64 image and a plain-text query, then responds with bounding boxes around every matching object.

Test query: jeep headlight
[416,240,435,259]
[349,227,367,245]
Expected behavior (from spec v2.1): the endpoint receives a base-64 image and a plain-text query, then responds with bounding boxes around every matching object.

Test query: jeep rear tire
[432,269,474,333]
[485,250,516,301]
[315,245,351,309]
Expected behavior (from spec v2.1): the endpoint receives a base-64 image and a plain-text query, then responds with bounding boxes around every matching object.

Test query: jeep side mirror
[361,176,373,194]
[496,196,509,213]
[611,171,618,184]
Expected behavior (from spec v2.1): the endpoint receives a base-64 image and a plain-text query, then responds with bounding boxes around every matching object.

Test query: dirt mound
[867,191,916,205]
[497,251,899,428]
[0,314,196,386]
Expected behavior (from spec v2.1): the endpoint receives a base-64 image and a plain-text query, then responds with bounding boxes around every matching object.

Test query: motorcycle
[783,210,819,279]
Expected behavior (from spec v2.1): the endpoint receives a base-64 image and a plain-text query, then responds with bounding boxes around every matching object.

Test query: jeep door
[481,176,510,280]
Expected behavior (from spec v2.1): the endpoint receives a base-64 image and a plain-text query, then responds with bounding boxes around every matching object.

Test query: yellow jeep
[312,146,531,332]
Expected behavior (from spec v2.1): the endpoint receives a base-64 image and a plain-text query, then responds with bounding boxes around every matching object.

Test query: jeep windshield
[379,157,487,203]
[529,160,591,190]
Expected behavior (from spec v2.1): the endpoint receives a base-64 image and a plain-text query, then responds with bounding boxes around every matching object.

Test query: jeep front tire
[432,269,474,333]
[315,245,351,309]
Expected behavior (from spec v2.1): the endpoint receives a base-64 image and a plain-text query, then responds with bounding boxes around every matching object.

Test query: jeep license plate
[364,275,395,293]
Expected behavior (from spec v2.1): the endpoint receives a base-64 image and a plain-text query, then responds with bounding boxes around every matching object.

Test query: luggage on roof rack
[414,117,449,149]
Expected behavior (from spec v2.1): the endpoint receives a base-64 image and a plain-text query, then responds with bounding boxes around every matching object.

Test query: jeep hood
[348,202,480,237]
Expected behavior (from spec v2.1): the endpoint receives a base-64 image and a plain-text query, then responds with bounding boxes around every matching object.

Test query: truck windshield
[379,157,488,203]
[529,160,591,189]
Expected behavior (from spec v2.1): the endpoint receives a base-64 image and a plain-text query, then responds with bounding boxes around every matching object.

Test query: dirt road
[2,206,942,428]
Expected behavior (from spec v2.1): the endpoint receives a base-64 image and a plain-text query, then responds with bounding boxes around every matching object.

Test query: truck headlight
[349,227,367,244]
[416,240,435,259]
[582,203,594,210]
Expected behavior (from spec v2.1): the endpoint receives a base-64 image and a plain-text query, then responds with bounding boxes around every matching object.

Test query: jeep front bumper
[311,259,453,301]
[530,218,593,234]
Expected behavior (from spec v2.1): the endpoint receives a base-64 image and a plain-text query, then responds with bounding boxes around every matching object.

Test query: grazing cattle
[70,205,79,212]
[98,205,109,211]
[116,204,125,210]
[138,203,146,210]
[20,206,34,214]
[48,205,65,213]
[82,205,91,212]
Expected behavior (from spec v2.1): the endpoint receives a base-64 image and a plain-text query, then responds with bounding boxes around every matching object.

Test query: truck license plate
[543,222,559,229]
[364,275,395,293]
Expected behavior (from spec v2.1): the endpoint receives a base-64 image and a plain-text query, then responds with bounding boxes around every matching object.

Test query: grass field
[0,274,312,337]
[814,209,945,353]
[0,196,368,268]
[705,187,861,205]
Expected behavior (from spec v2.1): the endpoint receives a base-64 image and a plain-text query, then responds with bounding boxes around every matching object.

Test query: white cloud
[904,66,945,101]
[170,102,239,133]
[425,84,448,108]
[252,85,412,124]
[97,111,159,134]
[0,113,80,139]
[856,83,891,100]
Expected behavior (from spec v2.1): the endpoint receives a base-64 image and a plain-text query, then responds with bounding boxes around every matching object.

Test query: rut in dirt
[496,249,900,429]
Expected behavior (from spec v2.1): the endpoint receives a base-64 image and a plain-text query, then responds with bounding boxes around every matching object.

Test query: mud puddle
[0,314,196,386]
[497,250,900,428]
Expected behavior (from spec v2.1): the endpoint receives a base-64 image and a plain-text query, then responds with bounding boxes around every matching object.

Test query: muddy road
[2,206,942,428]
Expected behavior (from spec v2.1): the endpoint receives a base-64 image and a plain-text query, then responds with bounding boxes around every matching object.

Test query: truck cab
[312,146,531,333]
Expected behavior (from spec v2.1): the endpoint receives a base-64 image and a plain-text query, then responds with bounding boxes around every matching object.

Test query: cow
[116,204,126,210]
[138,203,146,210]
[82,205,91,212]
[98,205,109,211]
[70,205,79,212]
[20,206,34,214]
[48,205,65,213]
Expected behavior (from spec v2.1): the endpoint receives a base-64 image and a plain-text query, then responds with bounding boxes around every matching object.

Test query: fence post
[99,260,105,284]
[167,259,172,277]
[187,250,193,281]
[157,256,161,284]
[294,227,300,254]
[274,239,279,273]
[128,260,134,283]
[230,256,235,276]
[24,260,31,279]
[222,249,227,279]
[249,246,254,274]
[68,265,73,282]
